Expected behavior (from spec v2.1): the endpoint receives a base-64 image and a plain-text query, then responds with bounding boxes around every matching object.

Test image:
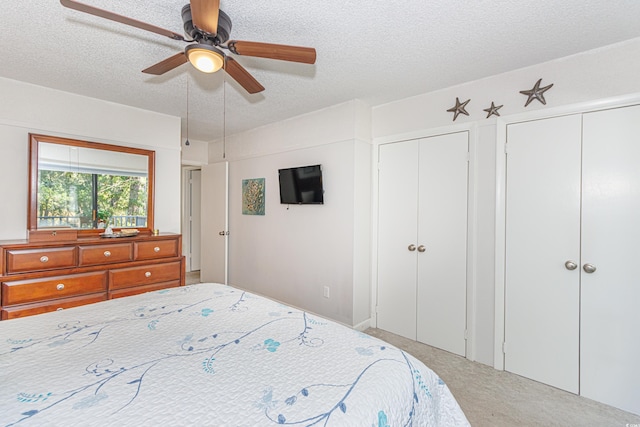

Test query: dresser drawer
[2,272,107,306]
[109,261,181,290]
[134,239,179,260]
[1,293,107,320]
[79,243,133,266]
[6,247,76,274]
[109,280,181,299]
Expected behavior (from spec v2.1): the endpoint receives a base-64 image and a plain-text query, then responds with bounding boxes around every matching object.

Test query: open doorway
[182,167,201,283]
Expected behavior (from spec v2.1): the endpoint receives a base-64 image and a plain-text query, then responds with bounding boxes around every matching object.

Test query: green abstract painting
[242,178,265,215]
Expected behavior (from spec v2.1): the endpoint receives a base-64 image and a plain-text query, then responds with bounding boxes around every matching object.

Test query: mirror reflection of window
[37,142,148,230]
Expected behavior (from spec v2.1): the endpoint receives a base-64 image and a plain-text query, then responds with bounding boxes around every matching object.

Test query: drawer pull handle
[145,271,152,278]
[40,256,49,263]
[56,283,65,290]
[56,307,64,311]
[103,251,111,257]
[153,247,161,253]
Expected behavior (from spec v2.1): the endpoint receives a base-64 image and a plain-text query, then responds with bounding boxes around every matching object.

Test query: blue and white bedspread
[0,283,469,426]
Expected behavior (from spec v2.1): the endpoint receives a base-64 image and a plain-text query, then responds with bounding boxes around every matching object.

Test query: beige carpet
[186,270,201,285]
[366,328,640,426]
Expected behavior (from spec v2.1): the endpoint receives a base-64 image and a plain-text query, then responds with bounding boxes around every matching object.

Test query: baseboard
[352,318,371,332]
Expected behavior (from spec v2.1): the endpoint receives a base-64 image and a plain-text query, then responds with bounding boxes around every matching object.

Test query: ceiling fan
[60,0,317,94]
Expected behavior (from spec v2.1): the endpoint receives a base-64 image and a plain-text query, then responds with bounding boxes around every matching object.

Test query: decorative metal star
[519,78,554,107]
[483,102,503,118]
[447,97,470,121]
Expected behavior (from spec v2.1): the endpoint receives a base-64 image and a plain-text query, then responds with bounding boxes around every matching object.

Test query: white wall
[0,77,182,240]
[201,37,640,357]
[208,100,371,327]
[181,138,209,166]
[373,38,640,139]
[372,37,640,366]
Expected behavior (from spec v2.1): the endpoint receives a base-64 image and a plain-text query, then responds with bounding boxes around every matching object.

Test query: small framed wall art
[242,178,265,215]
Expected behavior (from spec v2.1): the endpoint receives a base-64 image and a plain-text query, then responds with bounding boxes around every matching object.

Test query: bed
[0,283,469,426]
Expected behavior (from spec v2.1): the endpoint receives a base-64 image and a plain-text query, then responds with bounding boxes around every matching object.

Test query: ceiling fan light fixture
[186,44,224,73]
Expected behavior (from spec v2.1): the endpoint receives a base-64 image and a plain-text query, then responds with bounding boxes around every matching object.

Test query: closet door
[581,105,640,414]
[377,140,420,339]
[416,132,468,356]
[504,115,582,393]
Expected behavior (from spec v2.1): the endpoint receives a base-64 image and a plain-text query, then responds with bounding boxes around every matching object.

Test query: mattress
[0,283,469,426]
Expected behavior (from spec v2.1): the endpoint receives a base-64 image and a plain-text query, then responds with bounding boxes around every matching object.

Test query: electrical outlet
[323,286,330,298]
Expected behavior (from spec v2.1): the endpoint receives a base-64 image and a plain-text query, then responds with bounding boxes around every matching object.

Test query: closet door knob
[417,245,426,253]
[408,244,417,252]
[564,261,578,270]
[583,263,597,274]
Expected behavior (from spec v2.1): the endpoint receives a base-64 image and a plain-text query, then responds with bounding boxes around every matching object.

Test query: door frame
[493,93,640,369]
[372,122,478,359]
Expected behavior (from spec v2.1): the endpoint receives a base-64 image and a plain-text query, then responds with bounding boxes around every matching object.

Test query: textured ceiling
[2,1,640,142]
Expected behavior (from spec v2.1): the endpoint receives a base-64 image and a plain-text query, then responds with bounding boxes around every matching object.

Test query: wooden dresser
[0,233,185,320]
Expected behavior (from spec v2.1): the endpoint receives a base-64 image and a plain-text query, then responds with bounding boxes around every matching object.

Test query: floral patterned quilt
[0,283,469,426]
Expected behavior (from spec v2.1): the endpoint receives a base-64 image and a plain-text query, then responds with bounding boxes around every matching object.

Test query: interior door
[200,162,228,284]
[377,140,419,339]
[580,105,640,414]
[416,132,468,356]
[504,115,582,393]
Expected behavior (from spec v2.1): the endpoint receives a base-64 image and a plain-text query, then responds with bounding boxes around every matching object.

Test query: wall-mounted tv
[278,164,324,205]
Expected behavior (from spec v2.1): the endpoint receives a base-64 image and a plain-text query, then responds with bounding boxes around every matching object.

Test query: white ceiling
[2,1,640,142]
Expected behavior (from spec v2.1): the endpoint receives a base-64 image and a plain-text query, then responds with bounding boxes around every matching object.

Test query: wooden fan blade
[224,57,265,94]
[228,41,316,64]
[142,52,188,75]
[190,0,220,35]
[60,0,185,41]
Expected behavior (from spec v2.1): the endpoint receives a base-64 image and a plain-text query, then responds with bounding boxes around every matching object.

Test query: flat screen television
[278,164,324,204]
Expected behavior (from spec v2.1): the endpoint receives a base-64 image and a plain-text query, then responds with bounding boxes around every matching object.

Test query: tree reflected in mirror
[28,134,155,236]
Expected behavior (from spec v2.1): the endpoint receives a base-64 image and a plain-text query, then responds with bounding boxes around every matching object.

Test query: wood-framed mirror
[28,134,155,236]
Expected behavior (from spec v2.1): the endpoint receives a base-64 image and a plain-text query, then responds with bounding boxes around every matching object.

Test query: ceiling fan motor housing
[181,5,232,45]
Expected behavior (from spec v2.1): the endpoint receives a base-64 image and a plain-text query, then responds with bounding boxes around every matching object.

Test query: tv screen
[278,164,324,204]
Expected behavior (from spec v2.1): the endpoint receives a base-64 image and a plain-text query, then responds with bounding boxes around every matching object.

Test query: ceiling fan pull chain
[185,76,190,146]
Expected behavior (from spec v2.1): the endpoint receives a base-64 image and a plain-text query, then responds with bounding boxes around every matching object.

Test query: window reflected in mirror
[29,134,155,235]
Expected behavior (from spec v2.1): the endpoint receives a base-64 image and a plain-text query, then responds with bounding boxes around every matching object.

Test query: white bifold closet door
[416,133,468,356]
[504,114,582,394]
[377,140,420,340]
[504,105,640,415]
[580,105,640,414]
[377,132,468,356]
